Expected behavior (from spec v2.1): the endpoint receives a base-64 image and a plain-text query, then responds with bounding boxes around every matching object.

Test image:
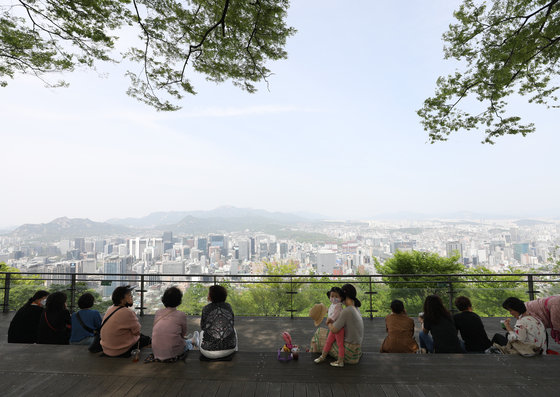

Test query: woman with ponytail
[8,290,49,343]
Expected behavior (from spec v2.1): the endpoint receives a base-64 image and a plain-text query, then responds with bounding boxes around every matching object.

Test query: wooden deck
[1,313,560,396]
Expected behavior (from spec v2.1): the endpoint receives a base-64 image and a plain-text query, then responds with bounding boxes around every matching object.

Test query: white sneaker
[330,360,344,367]
[314,355,326,364]
[192,331,200,348]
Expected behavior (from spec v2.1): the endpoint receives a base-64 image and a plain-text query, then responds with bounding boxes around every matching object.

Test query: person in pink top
[151,287,199,361]
[100,285,151,357]
[525,295,560,344]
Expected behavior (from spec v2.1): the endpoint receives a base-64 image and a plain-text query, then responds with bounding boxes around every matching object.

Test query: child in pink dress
[314,287,345,365]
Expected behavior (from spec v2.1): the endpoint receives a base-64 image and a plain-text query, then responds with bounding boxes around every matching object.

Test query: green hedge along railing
[1,272,559,318]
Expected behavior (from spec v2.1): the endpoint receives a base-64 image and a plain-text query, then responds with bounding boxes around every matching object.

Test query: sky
[1,0,559,228]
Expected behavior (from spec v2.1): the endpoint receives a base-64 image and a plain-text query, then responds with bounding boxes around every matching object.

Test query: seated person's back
[453,296,491,353]
[37,292,71,345]
[381,300,418,353]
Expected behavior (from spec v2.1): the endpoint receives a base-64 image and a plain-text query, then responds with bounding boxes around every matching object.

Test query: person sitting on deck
[311,284,364,366]
[37,291,72,345]
[525,295,560,346]
[150,286,198,362]
[100,285,151,357]
[70,293,102,346]
[418,295,462,354]
[314,287,346,365]
[491,297,546,356]
[453,296,491,353]
[380,299,419,353]
[8,290,49,344]
[199,285,237,359]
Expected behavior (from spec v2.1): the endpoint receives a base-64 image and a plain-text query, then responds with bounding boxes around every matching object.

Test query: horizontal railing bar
[3,272,560,278]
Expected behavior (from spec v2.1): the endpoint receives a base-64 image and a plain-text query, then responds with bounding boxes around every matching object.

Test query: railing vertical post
[213,275,217,286]
[290,276,294,319]
[369,276,373,320]
[140,275,145,317]
[447,276,454,312]
[69,273,76,313]
[527,275,538,301]
[3,273,11,313]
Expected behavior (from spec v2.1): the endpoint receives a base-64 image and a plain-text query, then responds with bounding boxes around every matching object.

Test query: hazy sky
[1,1,559,228]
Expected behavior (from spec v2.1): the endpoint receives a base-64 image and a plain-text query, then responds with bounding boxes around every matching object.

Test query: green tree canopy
[418,0,560,143]
[1,0,295,110]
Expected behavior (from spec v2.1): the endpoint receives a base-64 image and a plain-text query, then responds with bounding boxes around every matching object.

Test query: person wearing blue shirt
[70,293,102,345]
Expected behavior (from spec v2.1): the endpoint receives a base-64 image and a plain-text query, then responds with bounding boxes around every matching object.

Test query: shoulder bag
[88,306,125,353]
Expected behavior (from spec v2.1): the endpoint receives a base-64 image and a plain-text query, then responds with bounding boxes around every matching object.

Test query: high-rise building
[209,235,226,256]
[238,240,250,261]
[446,241,463,258]
[513,243,530,261]
[74,238,85,252]
[197,237,208,255]
[163,231,173,243]
[317,250,336,274]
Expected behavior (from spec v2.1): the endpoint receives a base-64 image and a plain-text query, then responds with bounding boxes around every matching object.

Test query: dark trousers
[117,334,152,358]
[492,333,508,346]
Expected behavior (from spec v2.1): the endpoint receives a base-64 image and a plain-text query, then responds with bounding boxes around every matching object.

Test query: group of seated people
[8,284,559,362]
[380,294,558,356]
[7,284,237,361]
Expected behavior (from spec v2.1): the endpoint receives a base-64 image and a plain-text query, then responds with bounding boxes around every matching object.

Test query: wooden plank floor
[2,313,560,396]
[0,343,559,397]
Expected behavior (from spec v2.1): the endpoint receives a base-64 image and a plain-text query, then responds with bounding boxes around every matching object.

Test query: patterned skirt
[310,327,362,364]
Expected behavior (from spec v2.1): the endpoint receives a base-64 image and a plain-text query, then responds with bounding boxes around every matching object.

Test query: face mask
[330,297,340,304]
[40,299,47,306]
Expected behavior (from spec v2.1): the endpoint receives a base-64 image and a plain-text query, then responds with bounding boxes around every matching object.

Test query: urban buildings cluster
[1,220,559,286]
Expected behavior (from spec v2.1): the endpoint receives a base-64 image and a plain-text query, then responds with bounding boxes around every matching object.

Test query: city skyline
[2,1,559,228]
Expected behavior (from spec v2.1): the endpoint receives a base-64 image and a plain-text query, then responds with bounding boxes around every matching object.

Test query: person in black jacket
[453,296,491,353]
[37,291,71,345]
[419,295,462,353]
[8,290,50,343]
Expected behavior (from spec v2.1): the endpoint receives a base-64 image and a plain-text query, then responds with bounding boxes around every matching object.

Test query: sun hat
[309,303,328,327]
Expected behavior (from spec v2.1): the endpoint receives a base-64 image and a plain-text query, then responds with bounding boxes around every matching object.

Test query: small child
[314,287,345,367]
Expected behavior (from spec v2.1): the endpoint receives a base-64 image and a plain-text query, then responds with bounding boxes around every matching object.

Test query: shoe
[192,331,200,348]
[314,355,326,364]
[330,360,344,367]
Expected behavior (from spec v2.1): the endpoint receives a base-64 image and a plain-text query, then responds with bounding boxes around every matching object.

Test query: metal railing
[1,271,559,318]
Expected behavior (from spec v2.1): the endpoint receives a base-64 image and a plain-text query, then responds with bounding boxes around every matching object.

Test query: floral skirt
[310,327,362,364]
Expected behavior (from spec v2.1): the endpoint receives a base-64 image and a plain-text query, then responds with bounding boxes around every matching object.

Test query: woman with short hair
[100,285,151,357]
[8,290,49,343]
[380,299,419,353]
[70,292,102,345]
[37,291,72,345]
[492,297,546,355]
[199,285,237,359]
[150,286,198,362]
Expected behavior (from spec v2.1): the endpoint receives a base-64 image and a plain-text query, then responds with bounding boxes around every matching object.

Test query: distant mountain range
[9,217,131,241]
[106,206,313,228]
[4,206,558,241]
[5,207,324,240]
